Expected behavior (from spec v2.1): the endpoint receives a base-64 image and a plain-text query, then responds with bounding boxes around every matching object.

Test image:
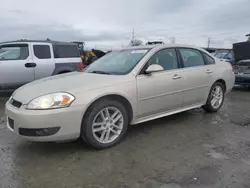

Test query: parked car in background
[214,50,234,64]
[233,41,250,86]
[0,40,83,91]
[5,44,235,149]
[234,60,250,86]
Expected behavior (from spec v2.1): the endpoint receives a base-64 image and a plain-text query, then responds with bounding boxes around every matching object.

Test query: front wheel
[203,82,225,113]
[81,100,128,149]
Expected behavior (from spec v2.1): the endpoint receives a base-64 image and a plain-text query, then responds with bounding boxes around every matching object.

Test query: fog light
[19,127,60,137]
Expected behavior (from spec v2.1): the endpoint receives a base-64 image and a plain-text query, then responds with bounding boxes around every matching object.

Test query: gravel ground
[1,87,250,188]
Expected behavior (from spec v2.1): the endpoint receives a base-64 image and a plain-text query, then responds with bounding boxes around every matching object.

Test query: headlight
[26,93,75,110]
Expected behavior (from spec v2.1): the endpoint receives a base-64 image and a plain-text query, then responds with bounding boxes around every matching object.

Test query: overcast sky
[0,0,250,50]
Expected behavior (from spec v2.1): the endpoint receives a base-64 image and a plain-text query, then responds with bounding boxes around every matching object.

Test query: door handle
[172,74,182,80]
[206,69,213,74]
[25,63,37,68]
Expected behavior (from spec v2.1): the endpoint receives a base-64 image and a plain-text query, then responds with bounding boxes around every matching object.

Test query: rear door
[0,43,35,90]
[177,48,213,107]
[31,43,55,80]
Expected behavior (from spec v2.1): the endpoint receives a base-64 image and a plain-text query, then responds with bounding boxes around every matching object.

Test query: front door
[136,48,183,118]
[31,43,55,80]
[0,43,35,90]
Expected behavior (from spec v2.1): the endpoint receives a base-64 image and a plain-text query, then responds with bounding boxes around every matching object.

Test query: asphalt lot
[1,88,250,188]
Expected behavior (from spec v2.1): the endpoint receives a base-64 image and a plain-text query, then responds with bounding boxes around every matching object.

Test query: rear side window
[0,44,29,61]
[33,45,51,59]
[202,52,215,65]
[237,61,250,66]
[53,44,80,58]
[179,48,205,67]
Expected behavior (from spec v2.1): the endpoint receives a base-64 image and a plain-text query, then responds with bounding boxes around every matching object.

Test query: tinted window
[53,44,80,58]
[237,61,250,66]
[0,44,29,61]
[203,53,215,65]
[179,48,205,67]
[148,48,178,70]
[33,45,51,59]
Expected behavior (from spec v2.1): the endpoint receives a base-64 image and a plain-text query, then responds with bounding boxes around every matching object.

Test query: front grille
[10,99,22,109]
[8,117,14,130]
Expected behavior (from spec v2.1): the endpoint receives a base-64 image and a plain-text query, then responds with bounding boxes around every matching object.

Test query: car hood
[12,72,131,104]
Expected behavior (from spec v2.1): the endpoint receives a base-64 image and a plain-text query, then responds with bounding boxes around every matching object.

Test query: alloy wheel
[92,107,124,144]
[211,85,223,109]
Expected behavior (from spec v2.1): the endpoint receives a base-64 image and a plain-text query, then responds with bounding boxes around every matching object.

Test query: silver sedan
[5,44,235,149]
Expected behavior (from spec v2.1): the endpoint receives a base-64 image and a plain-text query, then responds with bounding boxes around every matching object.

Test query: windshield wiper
[89,70,111,75]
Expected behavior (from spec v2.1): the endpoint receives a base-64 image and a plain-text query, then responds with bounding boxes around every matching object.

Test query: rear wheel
[203,82,225,113]
[81,99,128,149]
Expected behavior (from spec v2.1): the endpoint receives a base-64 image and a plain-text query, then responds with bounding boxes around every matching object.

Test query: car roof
[121,44,207,52]
[0,40,77,46]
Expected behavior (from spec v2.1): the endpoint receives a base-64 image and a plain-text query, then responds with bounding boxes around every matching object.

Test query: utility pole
[171,36,175,44]
[207,38,211,48]
[132,28,135,45]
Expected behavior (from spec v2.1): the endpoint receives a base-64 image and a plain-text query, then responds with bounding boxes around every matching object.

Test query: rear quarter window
[202,52,215,65]
[53,44,80,58]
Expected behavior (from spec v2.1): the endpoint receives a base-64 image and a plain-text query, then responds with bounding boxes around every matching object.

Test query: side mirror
[145,64,164,74]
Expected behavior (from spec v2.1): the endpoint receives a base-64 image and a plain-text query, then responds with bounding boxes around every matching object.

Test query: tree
[129,39,143,46]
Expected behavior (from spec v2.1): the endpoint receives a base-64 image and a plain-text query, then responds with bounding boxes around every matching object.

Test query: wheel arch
[214,79,227,92]
[82,94,134,124]
[52,63,79,75]
[57,70,71,74]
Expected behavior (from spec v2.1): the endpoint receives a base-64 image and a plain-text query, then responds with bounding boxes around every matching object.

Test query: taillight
[231,65,234,73]
[78,63,84,71]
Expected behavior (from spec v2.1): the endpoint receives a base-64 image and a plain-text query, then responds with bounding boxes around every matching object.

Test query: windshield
[84,49,149,75]
[224,51,234,59]
[215,52,227,59]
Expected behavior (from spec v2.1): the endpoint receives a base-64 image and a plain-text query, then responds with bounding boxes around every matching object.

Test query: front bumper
[5,100,84,142]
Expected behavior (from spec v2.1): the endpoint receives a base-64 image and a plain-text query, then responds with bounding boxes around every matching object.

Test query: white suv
[0,40,83,91]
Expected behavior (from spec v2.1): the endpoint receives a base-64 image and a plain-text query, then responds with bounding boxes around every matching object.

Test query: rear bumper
[235,74,250,85]
[5,101,84,142]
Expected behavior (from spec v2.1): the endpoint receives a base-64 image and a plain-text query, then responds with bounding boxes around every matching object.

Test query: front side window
[147,48,178,70]
[0,44,29,61]
[33,45,51,59]
[179,48,205,67]
[85,49,150,75]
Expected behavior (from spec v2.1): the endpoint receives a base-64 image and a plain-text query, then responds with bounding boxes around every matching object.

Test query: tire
[81,99,129,149]
[58,71,71,74]
[203,82,225,113]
